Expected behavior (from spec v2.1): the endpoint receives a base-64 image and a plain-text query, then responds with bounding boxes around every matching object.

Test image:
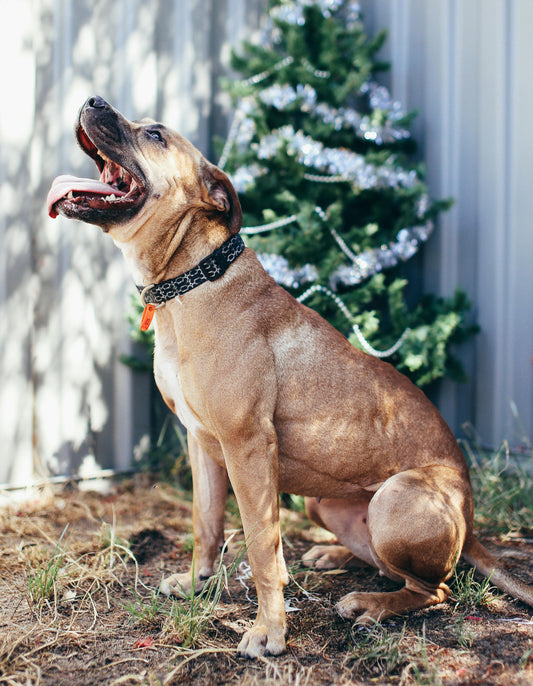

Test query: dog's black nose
[86,95,108,109]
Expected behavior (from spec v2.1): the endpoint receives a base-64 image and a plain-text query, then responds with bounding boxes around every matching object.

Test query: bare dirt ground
[0,478,532,685]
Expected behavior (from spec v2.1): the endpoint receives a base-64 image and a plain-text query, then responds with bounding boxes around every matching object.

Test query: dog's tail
[462,535,533,607]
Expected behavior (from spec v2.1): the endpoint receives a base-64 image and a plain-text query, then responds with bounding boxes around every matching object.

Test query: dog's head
[47,96,242,240]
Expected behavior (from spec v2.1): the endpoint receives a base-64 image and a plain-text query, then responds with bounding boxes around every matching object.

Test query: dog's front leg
[160,433,228,596]
[225,429,289,658]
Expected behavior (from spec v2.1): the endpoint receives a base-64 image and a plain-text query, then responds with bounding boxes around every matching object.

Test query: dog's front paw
[237,624,286,658]
[159,571,206,598]
[302,544,355,570]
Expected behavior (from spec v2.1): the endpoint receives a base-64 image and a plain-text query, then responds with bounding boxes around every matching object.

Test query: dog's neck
[113,210,232,288]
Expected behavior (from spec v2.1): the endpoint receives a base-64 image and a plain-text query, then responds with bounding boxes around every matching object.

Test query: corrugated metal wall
[361,0,533,448]
[0,0,266,486]
[1,0,531,486]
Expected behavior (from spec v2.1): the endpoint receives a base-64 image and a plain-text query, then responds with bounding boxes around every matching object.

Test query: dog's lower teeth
[98,150,111,163]
[106,194,117,201]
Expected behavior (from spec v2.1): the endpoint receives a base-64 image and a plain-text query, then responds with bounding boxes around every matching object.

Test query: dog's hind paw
[237,625,286,658]
[336,585,448,624]
[336,592,385,624]
[302,544,356,570]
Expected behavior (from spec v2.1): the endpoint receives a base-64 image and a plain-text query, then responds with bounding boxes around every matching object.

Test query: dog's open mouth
[47,124,145,221]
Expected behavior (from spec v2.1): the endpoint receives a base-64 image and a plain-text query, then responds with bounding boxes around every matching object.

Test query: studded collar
[137,234,245,307]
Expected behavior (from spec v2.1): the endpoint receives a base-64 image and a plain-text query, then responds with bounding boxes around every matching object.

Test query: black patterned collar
[137,234,245,306]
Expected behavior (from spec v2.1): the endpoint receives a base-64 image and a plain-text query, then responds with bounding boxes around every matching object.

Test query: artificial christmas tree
[217,0,476,387]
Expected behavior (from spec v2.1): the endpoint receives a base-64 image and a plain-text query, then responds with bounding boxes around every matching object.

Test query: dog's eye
[146,129,164,143]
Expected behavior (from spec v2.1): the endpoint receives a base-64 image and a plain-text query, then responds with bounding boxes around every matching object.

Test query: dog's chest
[153,337,207,440]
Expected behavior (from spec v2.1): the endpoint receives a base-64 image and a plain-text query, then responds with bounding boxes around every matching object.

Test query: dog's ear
[200,160,242,234]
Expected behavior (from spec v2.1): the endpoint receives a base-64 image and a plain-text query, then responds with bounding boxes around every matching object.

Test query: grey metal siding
[1,0,531,486]
[362,0,533,447]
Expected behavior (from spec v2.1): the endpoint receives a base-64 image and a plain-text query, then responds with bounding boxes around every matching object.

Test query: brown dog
[48,97,533,658]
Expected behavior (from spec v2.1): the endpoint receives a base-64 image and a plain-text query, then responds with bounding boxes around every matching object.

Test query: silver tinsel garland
[270,0,361,29]
[219,0,433,351]
[328,221,434,289]
[258,82,410,144]
[256,253,318,288]
[229,123,418,194]
[220,79,411,181]
[296,284,410,358]
[249,208,434,290]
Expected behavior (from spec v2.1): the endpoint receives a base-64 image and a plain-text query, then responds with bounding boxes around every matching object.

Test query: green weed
[28,553,64,604]
[179,534,194,554]
[167,544,246,648]
[450,566,499,610]
[224,495,242,529]
[126,538,246,649]
[124,587,170,627]
[449,612,474,649]
[27,526,68,604]
[405,624,442,685]
[461,424,533,536]
[100,521,129,552]
[448,566,499,650]
[347,623,408,676]
[346,622,441,684]
[99,517,138,572]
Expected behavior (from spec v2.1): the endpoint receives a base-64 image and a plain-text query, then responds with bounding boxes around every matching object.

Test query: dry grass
[0,477,532,685]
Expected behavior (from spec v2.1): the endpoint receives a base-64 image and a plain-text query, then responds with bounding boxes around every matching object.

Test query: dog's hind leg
[302,494,377,570]
[336,465,472,624]
[160,434,228,597]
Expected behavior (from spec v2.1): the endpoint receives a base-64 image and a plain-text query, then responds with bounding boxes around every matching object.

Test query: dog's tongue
[47,174,127,218]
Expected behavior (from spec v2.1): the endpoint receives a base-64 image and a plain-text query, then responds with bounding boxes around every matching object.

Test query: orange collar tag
[140,303,156,331]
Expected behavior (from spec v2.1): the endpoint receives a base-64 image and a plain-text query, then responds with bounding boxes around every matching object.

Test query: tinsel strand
[314,205,360,264]
[258,82,410,144]
[240,56,295,87]
[303,173,350,183]
[242,215,298,234]
[244,206,433,290]
[221,63,410,178]
[270,0,361,28]
[297,285,410,358]
[242,125,418,194]
[218,106,247,171]
[220,0,423,356]
[327,225,360,263]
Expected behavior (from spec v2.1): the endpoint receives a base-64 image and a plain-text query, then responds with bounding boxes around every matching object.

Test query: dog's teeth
[106,194,117,201]
[67,191,74,199]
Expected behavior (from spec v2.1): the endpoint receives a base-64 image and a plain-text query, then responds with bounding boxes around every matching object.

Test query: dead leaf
[132,637,155,650]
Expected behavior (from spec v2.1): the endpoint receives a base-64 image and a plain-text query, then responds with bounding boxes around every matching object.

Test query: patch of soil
[0,479,532,685]
[130,528,176,564]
